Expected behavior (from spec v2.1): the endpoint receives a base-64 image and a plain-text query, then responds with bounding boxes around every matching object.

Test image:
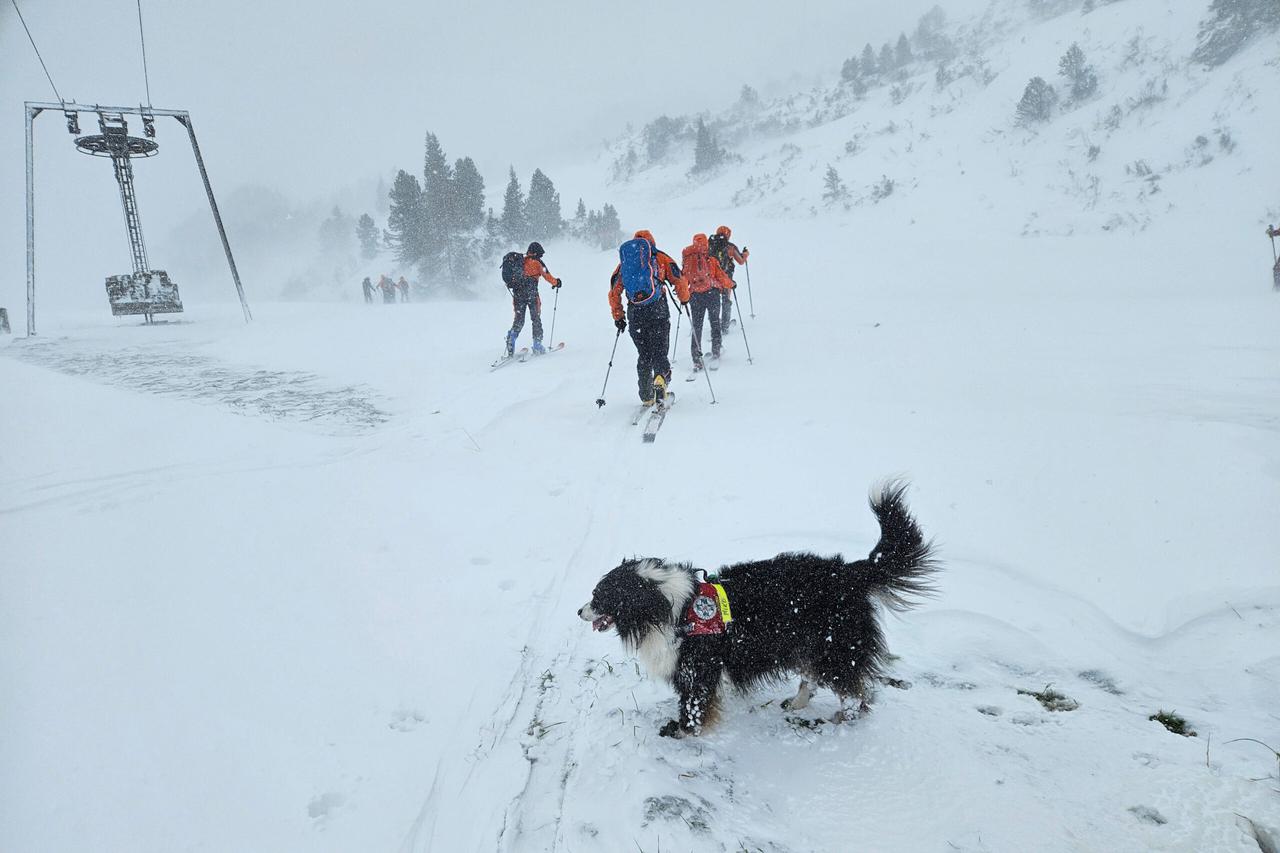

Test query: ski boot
[504,329,518,358]
[653,374,667,407]
[532,339,547,356]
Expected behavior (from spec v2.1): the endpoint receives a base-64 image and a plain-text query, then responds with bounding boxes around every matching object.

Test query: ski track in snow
[4,339,390,434]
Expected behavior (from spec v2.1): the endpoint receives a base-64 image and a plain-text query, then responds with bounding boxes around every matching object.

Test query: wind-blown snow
[2,0,1278,851]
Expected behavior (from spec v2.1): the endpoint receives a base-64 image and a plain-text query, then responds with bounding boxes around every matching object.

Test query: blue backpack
[618,238,660,305]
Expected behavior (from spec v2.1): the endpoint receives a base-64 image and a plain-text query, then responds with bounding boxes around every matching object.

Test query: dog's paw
[658,719,683,739]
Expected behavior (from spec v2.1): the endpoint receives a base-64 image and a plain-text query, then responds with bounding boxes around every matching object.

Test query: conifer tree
[452,157,486,232]
[598,204,622,250]
[841,56,861,83]
[500,167,528,244]
[1015,77,1058,125]
[385,170,424,265]
[1191,0,1280,67]
[525,168,563,240]
[823,166,847,201]
[879,42,896,74]
[692,119,725,174]
[895,33,914,67]
[913,6,952,60]
[860,43,878,77]
[1058,43,1098,101]
[319,206,354,253]
[420,132,454,275]
[356,213,379,260]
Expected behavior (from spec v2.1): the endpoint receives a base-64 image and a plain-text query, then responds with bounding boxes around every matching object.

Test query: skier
[707,225,749,334]
[681,233,735,371]
[609,230,689,405]
[361,276,374,304]
[397,275,410,303]
[505,242,561,357]
[378,274,397,304]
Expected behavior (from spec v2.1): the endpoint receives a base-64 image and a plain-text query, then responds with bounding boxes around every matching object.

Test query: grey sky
[1,0,982,309]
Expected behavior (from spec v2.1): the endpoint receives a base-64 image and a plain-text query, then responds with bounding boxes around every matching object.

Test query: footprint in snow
[307,791,346,822]
[389,709,427,732]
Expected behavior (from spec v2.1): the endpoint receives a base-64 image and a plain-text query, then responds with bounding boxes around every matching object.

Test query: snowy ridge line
[5,342,391,434]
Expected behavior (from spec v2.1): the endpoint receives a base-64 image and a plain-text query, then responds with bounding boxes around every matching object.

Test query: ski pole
[701,356,718,405]
[743,253,755,318]
[547,286,560,348]
[733,289,754,365]
[670,310,681,365]
[595,328,623,408]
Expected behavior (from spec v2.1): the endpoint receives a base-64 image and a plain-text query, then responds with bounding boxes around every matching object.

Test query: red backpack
[681,244,715,292]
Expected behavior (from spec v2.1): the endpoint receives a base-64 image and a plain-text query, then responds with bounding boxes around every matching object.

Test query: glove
[680,300,690,308]
[614,317,627,332]
[741,246,749,259]
[553,278,563,289]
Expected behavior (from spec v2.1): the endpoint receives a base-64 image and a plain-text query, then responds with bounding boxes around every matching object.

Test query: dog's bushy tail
[864,480,939,611]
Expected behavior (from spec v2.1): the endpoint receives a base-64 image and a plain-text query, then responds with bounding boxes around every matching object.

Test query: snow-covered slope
[3,216,1278,850]
[596,0,1279,237]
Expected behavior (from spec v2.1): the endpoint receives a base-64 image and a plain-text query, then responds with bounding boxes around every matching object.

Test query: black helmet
[527,242,545,258]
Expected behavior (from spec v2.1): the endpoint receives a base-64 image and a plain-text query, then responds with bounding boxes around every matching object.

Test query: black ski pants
[627,296,671,402]
[509,284,543,341]
[719,283,734,332]
[689,289,722,365]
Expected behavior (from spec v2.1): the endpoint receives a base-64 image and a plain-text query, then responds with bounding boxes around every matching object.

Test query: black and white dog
[578,482,938,737]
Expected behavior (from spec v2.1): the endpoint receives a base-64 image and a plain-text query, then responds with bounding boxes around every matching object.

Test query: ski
[642,393,675,443]
[709,356,720,371]
[630,404,651,426]
[529,342,566,358]
[490,348,529,371]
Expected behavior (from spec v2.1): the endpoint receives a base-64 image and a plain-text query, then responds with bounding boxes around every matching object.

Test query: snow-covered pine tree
[913,6,953,60]
[879,42,896,74]
[356,213,379,260]
[895,33,914,67]
[692,119,725,174]
[319,206,354,253]
[420,132,454,278]
[841,55,861,82]
[500,167,527,245]
[452,157,485,232]
[643,115,685,163]
[1058,43,1098,102]
[1191,0,1280,67]
[524,169,563,240]
[860,43,878,77]
[1015,77,1058,125]
[823,166,847,201]
[385,170,424,266]
[598,204,622,249]
[570,198,587,239]
[738,84,760,106]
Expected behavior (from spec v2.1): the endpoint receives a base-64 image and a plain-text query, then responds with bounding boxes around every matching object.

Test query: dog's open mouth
[592,614,615,632]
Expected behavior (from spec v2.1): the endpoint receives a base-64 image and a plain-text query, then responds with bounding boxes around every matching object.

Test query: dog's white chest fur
[634,626,679,682]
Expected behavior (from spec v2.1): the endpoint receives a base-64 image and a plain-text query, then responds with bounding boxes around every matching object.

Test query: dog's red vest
[684,581,733,636]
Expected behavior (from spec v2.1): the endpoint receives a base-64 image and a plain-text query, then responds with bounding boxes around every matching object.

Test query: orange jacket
[681,234,734,294]
[608,231,689,321]
[523,256,557,286]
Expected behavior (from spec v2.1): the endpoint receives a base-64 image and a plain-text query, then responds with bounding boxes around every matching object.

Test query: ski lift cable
[9,0,63,103]
[135,0,152,107]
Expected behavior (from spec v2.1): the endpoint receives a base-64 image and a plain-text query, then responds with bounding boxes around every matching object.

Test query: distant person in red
[506,242,561,356]
[707,226,749,334]
[680,233,734,371]
[378,274,397,304]
[397,276,410,303]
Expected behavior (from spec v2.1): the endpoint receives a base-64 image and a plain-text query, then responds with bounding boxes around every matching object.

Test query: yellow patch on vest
[710,582,733,624]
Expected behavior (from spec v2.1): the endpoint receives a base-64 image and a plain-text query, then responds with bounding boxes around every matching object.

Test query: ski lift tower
[24,101,252,334]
